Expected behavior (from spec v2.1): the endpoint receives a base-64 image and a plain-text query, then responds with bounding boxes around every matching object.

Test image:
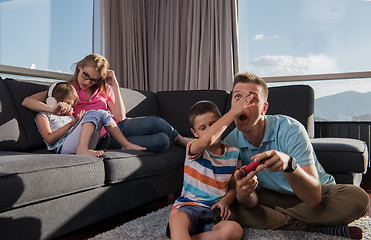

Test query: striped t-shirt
[173,139,240,209]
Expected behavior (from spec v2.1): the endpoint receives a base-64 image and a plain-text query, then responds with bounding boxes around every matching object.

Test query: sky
[0,0,92,73]
[0,0,371,99]
[238,0,371,98]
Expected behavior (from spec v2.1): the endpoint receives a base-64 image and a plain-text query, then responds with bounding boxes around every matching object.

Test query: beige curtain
[103,0,239,91]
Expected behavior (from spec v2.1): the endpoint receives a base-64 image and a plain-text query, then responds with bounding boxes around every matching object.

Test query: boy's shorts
[166,205,221,238]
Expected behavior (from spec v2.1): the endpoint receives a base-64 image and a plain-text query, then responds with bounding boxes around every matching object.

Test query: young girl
[23,53,187,153]
[35,81,146,156]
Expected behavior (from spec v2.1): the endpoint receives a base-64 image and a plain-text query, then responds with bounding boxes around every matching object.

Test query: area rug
[90,205,371,240]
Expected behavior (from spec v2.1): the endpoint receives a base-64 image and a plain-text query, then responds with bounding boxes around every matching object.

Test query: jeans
[96,116,179,153]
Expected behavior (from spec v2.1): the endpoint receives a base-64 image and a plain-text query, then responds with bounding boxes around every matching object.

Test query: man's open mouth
[239,114,247,121]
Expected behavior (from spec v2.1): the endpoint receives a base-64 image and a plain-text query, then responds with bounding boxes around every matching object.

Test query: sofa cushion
[157,90,230,137]
[3,78,51,151]
[0,152,105,213]
[0,78,29,151]
[311,138,368,173]
[120,88,160,117]
[103,145,185,184]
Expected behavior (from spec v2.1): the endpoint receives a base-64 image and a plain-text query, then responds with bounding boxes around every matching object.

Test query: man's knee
[350,185,370,217]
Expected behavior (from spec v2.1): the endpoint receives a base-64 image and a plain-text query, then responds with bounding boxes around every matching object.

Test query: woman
[22,54,187,153]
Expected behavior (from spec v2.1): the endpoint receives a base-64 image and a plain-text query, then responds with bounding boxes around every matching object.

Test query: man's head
[233,72,268,102]
[232,72,269,134]
[189,100,222,138]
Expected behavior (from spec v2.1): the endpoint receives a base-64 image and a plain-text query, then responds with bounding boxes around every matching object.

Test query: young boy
[163,96,253,240]
[35,81,146,156]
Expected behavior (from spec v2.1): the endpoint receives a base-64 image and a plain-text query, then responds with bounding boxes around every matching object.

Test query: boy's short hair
[233,72,269,102]
[51,82,79,105]
[189,100,221,128]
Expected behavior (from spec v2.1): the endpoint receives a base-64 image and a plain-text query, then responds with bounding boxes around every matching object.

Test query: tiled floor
[59,184,371,239]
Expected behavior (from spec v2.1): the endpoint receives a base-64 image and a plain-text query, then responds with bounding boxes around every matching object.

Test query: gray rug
[90,205,371,240]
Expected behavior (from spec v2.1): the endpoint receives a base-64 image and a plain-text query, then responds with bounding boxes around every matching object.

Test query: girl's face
[60,94,77,107]
[77,65,102,90]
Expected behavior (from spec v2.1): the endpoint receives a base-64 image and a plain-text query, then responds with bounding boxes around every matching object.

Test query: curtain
[103,0,239,91]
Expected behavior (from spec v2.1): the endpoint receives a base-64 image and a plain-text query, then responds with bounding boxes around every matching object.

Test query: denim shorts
[166,205,217,238]
[82,109,112,130]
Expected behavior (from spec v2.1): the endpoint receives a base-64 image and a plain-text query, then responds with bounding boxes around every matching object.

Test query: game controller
[195,208,222,225]
[239,160,264,178]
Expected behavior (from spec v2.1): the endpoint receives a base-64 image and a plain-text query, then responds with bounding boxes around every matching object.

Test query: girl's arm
[36,114,78,145]
[106,70,126,121]
[22,91,73,116]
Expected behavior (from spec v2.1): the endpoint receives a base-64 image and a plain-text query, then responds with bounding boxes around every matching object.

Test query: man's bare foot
[122,142,147,151]
[76,148,104,157]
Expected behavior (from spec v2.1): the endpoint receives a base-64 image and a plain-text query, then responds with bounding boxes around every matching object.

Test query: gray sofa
[0,77,368,240]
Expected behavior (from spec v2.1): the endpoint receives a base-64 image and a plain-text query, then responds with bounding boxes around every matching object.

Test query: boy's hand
[230,94,254,118]
[211,200,231,220]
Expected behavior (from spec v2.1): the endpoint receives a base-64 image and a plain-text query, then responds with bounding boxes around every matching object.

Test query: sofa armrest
[311,138,369,174]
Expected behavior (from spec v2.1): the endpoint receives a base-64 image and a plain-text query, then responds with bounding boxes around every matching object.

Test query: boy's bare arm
[189,95,253,154]
[211,180,237,220]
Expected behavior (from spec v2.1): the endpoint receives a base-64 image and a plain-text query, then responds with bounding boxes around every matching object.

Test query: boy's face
[191,112,221,141]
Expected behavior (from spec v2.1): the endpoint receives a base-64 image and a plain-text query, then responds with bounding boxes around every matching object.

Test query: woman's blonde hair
[69,54,110,96]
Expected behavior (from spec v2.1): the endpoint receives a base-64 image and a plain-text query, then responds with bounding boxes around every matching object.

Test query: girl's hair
[189,100,222,128]
[69,54,110,96]
[51,82,79,105]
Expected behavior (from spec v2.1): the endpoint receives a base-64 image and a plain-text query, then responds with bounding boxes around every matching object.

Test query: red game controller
[239,161,264,178]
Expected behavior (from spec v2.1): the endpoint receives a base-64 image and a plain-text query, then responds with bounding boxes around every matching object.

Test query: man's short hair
[189,100,221,128]
[233,72,269,102]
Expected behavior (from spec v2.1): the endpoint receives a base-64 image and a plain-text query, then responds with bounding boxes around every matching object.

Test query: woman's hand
[105,70,119,87]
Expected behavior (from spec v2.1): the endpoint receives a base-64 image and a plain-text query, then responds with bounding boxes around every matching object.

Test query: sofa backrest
[0,77,30,151]
[1,78,50,151]
[157,90,230,137]
[267,85,315,138]
[0,77,315,151]
[119,88,160,117]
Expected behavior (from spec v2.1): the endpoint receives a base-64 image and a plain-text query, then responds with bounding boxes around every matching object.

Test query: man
[224,72,369,239]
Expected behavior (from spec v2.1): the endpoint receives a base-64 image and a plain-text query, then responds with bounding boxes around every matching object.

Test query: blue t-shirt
[224,115,335,194]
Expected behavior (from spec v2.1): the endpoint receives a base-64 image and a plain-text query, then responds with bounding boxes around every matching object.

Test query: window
[0,0,93,74]
[238,0,371,121]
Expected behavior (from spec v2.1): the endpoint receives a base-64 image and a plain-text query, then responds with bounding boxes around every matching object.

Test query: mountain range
[315,91,371,121]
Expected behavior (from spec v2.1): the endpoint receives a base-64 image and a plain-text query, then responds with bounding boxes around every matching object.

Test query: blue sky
[0,0,92,73]
[1,0,371,99]
[238,0,371,98]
